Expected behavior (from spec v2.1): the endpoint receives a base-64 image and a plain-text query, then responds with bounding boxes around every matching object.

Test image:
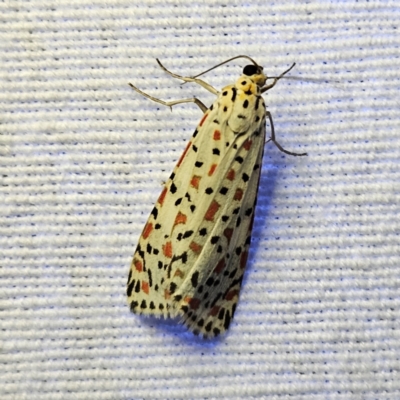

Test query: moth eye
[243,65,259,76]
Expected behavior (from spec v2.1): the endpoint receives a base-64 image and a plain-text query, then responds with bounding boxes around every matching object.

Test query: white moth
[127,56,306,337]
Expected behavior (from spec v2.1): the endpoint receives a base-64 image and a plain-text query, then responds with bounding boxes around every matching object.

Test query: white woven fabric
[1,1,400,399]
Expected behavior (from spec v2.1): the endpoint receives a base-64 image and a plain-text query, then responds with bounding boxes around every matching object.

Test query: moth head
[242,64,266,86]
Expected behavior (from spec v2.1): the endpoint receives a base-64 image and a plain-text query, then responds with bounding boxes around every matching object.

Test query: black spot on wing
[231,88,237,102]
[127,280,135,297]
[191,271,199,288]
[199,228,207,236]
[224,310,231,330]
[135,280,141,293]
[183,230,193,239]
[130,301,138,311]
[235,156,243,164]
[211,236,219,244]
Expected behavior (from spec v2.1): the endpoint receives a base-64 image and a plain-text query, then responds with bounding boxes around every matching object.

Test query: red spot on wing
[141,281,149,294]
[204,200,221,221]
[226,169,235,181]
[209,306,220,316]
[224,228,233,244]
[134,259,143,272]
[177,142,191,167]
[189,241,202,254]
[174,211,187,226]
[225,289,239,301]
[162,241,173,258]
[240,251,249,269]
[189,298,201,310]
[174,268,184,278]
[243,139,253,151]
[199,113,209,127]
[214,258,225,274]
[142,223,153,239]
[158,188,168,206]
[190,175,201,189]
[234,188,243,201]
[213,130,221,140]
[208,163,217,176]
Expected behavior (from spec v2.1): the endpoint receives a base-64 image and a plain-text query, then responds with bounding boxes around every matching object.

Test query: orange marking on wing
[224,228,233,244]
[162,241,173,258]
[226,169,235,181]
[142,223,153,239]
[134,259,143,272]
[208,163,217,176]
[158,188,168,206]
[174,211,187,226]
[243,139,253,150]
[174,268,184,278]
[240,251,249,269]
[189,241,202,254]
[141,281,149,294]
[177,142,191,167]
[214,258,225,274]
[209,306,220,316]
[189,298,201,310]
[213,130,221,140]
[225,289,239,301]
[199,112,209,127]
[234,188,243,201]
[190,175,201,189]
[204,200,220,221]
[164,289,171,299]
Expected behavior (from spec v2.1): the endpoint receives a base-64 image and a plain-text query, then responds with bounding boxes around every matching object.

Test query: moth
[127,56,306,337]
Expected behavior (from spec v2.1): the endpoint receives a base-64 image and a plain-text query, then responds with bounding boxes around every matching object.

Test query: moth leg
[261,63,296,93]
[128,83,208,113]
[156,59,219,96]
[266,111,307,156]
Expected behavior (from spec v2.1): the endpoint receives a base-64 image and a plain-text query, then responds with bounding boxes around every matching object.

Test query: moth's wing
[127,99,229,317]
[173,122,267,337]
[127,79,267,334]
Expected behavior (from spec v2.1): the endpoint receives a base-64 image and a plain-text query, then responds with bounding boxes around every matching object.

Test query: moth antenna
[190,55,259,79]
